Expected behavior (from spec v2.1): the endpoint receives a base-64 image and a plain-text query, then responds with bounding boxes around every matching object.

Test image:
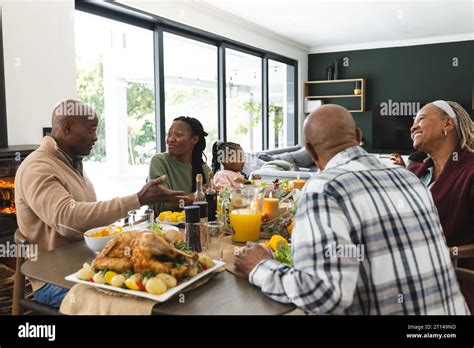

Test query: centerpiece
[217,179,299,242]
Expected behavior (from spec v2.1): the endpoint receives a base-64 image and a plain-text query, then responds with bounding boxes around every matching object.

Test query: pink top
[213,170,245,191]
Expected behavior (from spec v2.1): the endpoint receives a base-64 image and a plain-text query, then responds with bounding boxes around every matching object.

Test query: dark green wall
[308,40,474,153]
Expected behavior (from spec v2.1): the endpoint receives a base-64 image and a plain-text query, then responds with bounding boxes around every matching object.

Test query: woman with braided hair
[148,116,210,213]
[409,100,474,312]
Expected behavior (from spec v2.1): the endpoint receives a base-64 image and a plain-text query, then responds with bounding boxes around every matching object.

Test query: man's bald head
[50,99,99,158]
[52,99,96,130]
[304,104,362,169]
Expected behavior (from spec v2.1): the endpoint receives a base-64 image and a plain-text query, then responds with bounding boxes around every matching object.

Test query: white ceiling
[196,0,474,52]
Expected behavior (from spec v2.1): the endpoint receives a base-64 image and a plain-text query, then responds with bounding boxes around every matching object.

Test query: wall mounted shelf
[304,78,366,113]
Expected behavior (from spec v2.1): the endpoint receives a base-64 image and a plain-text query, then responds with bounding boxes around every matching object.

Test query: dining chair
[449,243,474,284]
[12,231,60,315]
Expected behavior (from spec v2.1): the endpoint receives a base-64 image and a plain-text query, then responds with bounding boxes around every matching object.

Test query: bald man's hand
[234,242,273,278]
[137,176,187,206]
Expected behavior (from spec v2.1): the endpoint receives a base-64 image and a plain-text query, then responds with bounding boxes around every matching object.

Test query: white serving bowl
[83,226,124,253]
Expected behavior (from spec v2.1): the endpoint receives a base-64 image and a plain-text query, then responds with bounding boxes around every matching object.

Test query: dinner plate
[155,219,184,227]
[125,222,180,231]
[65,259,225,303]
[252,180,274,186]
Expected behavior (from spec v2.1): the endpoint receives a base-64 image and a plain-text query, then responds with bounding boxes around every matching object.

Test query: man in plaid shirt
[235,105,469,315]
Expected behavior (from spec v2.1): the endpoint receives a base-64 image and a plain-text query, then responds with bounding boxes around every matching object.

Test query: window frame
[267,57,299,149]
[75,0,298,152]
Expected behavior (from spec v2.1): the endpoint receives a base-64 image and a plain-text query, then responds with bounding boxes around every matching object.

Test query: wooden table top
[21,239,294,315]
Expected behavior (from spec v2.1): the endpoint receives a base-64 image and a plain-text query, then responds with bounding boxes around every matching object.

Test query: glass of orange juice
[229,187,263,244]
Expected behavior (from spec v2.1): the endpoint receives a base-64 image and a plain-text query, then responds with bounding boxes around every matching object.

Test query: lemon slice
[269,235,288,251]
[104,271,117,285]
[125,278,140,290]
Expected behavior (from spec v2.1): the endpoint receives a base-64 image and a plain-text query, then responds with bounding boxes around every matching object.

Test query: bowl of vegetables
[84,225,124,253]
[156,210,185,225]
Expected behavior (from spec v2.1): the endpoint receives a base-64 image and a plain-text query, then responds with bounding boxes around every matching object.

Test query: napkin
[60,284,156,315]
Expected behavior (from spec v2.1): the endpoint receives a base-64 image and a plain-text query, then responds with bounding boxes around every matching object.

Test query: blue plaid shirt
[250,146,469,315]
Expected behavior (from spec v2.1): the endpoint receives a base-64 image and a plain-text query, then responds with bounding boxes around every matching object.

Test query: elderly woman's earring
[444,130,448,136]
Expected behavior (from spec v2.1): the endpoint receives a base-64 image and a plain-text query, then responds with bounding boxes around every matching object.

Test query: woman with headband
[409,100,474,312]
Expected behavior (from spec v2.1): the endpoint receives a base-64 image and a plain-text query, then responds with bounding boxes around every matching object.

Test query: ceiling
[196,0,474,52]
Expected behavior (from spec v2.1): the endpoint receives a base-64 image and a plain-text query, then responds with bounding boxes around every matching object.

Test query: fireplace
[0,149,37,312]
[0,177,15,214]
[0,146,38,245]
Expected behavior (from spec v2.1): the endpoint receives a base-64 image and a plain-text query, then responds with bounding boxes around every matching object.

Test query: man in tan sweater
[15,100,186,308]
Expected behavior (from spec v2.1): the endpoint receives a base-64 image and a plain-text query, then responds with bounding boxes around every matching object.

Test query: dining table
[21,235,295,315]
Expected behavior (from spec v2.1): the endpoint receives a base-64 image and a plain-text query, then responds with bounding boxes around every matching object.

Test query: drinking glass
[206,221,224,260]
[228,186,263,244]
[128,208,154,226]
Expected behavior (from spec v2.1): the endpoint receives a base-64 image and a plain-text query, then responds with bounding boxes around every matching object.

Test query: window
[75,11,155,200]
[75,2,299,199]
[268,60,296,149]
[163,33,218,158]
[225,49,263,153]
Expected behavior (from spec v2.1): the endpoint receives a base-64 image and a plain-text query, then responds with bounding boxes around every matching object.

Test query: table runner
[60,268,224,315]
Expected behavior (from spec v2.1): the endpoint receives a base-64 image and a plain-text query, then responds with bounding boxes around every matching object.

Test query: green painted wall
[308,40,474,153]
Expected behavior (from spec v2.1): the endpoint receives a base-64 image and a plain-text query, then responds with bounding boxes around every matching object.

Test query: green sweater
[148,153,210,213]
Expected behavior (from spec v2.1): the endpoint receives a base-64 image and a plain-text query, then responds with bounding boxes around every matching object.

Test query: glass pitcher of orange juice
[228,186,263,244]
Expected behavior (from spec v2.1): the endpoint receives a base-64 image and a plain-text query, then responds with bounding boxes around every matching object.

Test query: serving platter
[65,260,225,302]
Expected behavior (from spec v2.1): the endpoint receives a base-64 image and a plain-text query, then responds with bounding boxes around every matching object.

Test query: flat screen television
[372,103,416,154]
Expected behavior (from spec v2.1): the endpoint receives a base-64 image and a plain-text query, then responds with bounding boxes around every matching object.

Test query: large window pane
[163,33,218,159]
[226,49,263,152]
[268,60,296,149]
[75,11,155,200]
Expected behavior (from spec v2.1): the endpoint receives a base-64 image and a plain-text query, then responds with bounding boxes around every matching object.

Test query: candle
[263,192,279,221]
[292,174,306,190]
